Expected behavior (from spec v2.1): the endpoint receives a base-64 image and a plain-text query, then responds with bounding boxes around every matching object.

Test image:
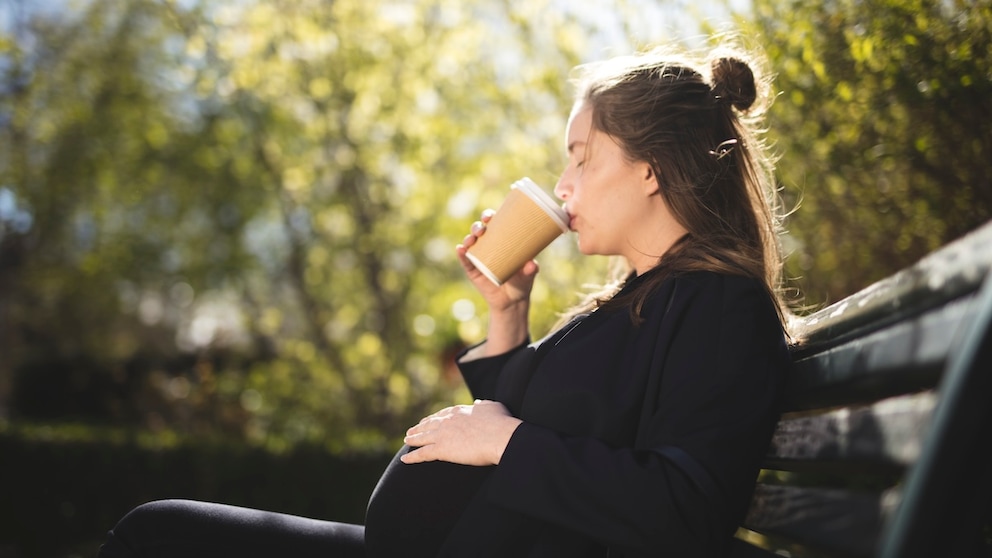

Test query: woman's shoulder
[673,269,767,295]
[601,269,780,330]
[627,269,766,301]
[652,270,778,319]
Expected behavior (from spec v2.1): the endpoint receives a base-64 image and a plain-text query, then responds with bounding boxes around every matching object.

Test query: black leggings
[97,499,366,558]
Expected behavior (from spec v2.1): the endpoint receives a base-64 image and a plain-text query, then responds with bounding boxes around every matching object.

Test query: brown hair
[559,42,793,335]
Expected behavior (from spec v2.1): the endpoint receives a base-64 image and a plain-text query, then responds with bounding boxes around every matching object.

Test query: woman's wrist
[484,301,530,356]
[493,416,524,465]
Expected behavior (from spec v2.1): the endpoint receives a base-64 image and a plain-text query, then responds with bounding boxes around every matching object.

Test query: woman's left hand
[401,400,523,466]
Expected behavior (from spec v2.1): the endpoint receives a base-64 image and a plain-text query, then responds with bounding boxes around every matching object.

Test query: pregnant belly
[364,445,493,558]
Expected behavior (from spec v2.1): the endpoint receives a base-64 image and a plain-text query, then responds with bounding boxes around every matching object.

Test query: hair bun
[710,57,757,112]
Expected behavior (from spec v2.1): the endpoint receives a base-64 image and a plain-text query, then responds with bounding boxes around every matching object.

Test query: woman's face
[554,103,679,273]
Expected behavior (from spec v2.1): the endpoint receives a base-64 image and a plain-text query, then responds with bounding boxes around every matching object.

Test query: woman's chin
[575,240,600,257]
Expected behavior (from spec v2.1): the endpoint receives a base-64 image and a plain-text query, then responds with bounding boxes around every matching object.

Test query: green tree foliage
[10,0,985,453]
[0,0,610,451]
[743,0,992,306]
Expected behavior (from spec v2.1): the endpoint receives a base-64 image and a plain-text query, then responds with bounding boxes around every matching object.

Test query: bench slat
[765,391,936,473]
[743,483,901,558]
[784,295,978,410]
[798,222,992,350]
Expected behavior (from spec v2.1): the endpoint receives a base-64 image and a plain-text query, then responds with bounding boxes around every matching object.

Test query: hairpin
[709,138,738,160]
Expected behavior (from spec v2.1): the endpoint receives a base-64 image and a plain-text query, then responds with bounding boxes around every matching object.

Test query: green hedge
[0,427,393,558]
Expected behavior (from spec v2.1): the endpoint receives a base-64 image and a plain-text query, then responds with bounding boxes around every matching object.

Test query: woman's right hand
[455,209,539,312]
[455,209,536,354]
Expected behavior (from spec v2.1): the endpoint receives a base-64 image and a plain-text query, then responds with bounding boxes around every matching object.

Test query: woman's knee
[98,500,199,557]
[122,500,198,531]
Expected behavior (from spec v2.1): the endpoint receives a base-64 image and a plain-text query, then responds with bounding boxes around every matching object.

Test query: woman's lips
[562,205,576,231]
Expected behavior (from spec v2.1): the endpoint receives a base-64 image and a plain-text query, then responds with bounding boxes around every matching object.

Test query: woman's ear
[640,163,660,196]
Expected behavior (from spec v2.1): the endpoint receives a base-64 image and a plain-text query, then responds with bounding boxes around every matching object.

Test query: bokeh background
[1,0,989,556]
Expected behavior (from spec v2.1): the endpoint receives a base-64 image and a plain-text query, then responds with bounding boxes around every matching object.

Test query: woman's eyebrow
[567,140,586,154]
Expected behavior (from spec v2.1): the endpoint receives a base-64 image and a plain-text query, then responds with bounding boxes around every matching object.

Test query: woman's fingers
[456,210,493,254]
[470,209,496,238]
[401,444,436,464]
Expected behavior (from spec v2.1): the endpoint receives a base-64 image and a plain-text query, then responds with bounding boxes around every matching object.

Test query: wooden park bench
[737,221,992,558]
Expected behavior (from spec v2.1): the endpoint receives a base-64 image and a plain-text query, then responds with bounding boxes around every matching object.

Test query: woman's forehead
[565,105,593,144]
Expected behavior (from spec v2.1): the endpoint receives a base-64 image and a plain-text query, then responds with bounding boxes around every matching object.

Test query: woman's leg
[97,499,365,558]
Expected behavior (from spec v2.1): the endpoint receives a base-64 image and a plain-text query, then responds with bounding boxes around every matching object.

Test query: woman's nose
[554,172,571,201]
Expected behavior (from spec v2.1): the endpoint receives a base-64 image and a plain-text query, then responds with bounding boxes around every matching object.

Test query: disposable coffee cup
[465,177,569,286]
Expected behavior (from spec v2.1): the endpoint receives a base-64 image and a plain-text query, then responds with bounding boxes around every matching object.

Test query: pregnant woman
[98,39,793,558]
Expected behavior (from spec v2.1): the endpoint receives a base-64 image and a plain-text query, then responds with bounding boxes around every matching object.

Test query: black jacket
[365,272,790,558]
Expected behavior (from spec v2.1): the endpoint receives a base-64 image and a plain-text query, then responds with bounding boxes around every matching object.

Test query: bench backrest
[738,221,992,557]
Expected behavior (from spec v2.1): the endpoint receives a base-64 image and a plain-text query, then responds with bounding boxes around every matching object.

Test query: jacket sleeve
[483,276,788,556]
[456,340,530,401]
